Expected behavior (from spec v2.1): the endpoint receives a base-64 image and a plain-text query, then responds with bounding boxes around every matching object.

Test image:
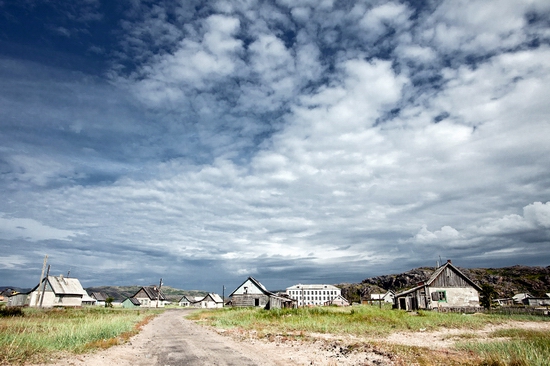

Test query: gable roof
[229,276,274,297]
[91,292,107,301]
[426,261,482,292]
[202,293,223,303]
[29,276,86,296]
[132,286,166,301]
[395,261,482,297]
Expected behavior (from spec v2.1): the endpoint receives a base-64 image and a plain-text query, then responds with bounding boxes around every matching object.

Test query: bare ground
[31,309,550,366]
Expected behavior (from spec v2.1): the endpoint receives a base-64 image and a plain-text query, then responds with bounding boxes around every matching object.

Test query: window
[431,291,447,302]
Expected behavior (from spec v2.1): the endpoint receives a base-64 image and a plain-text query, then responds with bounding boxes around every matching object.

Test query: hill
[84,285,208,302]
[338,265,550,303]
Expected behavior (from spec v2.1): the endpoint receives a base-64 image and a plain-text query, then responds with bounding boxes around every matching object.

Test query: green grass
[187,305,550,365]
[456,329,550,366]
[187,305,540,337]
[0,307,161,365]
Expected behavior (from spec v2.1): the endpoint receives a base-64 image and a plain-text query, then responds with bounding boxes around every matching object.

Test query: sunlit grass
[0,307,161,365]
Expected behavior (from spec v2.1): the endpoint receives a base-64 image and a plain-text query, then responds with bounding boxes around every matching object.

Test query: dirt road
[40,309,281,366]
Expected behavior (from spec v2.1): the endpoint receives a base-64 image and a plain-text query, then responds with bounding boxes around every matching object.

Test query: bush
[0,306,24,317]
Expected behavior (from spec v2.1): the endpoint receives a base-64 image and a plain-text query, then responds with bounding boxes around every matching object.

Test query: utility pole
[35,255,48,307]
[39,265,50,308]
[156,278,162,308]
[222,285,225,308]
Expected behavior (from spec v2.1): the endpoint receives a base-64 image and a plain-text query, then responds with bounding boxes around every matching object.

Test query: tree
[480,284,498,309]
[105,296,114,308]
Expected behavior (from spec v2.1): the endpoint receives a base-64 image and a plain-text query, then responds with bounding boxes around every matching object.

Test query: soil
[31,309,550,366]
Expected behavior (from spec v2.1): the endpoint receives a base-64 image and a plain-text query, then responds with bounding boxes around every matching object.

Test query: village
[2,259,550,313]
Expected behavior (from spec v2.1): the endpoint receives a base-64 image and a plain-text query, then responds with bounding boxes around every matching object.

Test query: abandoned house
[131,286,166,308]
[394,260,482,312]
[8,275,87,308]
[229,277,295,309]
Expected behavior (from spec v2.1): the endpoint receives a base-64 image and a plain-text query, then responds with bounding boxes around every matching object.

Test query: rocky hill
[338,265,550,303]
[84,285,207,302]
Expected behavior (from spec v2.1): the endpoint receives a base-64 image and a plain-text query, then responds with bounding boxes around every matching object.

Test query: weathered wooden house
[229,277,295,309]
[8,275,87,308]
[131,286,166,308]
[394,260,482,312]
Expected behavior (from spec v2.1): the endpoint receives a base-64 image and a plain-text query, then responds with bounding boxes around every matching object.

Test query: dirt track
[36,308,396,366]
[36,309,279,366]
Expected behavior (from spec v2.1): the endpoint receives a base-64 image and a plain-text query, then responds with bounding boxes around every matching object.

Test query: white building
[286,284,342,306]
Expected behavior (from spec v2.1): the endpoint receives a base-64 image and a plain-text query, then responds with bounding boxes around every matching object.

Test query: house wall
[231,294,270,307]
[427,287,479,309]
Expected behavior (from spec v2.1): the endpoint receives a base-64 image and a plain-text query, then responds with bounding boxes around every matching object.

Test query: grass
[187,304,538,337]
[456,329,550,366]
[0,307,161,365]
[187,305,550,365]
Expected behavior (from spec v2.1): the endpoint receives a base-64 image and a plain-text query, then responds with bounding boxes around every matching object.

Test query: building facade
[286,284,342,306]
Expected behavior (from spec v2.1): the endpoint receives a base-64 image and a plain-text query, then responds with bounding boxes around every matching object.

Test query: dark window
[431,291,447,302]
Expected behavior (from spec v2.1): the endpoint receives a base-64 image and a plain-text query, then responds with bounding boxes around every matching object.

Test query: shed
[394,260,482,312]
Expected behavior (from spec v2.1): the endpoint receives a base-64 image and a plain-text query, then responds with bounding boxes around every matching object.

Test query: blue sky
[1,0,549,293]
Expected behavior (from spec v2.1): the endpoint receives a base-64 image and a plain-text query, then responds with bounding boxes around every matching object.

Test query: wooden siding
[430,267,470,288]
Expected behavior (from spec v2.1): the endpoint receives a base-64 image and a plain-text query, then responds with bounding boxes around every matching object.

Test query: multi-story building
[286,284,342,306]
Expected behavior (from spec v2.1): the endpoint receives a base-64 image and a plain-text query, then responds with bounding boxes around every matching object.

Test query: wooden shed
[394,260,482,312]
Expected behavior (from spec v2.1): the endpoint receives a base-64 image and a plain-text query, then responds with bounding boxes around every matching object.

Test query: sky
[1,0,549,293]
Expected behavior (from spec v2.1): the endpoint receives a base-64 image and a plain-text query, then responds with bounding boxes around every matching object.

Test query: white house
[286,284,342,307]
[23,275,87,308]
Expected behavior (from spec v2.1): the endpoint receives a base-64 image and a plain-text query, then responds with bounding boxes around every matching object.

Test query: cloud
[0,216,81,242]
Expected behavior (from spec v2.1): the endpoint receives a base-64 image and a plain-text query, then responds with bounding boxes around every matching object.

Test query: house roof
[124,297,141,306]
[30,276,86,296]
[202,293,223,303]
[395,261,482,297]
[132,286,166,301]
[426,261,482,292]
[91,292,107,301]
[229,276,274,297]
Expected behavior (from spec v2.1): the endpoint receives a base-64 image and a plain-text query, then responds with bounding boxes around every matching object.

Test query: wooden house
[394,260,482,312]
[229,277,294,309]
[131,286,166,308]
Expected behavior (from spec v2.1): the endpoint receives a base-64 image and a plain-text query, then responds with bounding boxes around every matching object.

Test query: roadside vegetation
[0,306,161,365]
[187,305,550,366]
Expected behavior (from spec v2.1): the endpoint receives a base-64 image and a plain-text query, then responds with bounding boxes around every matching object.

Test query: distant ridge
[83,285,208,302]
[338,265,550,303]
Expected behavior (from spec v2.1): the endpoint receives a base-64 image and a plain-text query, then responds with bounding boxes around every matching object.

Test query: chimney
[447,259,452,264]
